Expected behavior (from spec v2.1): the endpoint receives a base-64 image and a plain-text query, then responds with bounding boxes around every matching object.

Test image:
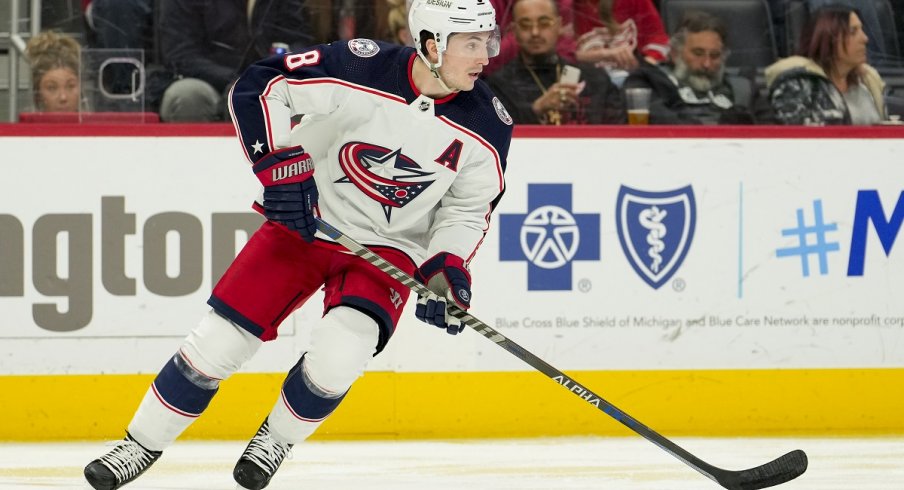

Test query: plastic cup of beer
[625,87,651,125]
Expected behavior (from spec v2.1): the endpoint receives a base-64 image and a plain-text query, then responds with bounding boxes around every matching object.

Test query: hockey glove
[253,146,319,243]
[413,252,472,335]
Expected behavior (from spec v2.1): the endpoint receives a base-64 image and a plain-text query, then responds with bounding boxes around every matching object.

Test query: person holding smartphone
[488,0,626,124]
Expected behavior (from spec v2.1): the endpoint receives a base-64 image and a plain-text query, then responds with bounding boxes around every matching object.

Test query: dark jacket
[486,56,626,125]
[624,61,758,124]
[765,56,887,125]
[158,0,314,93]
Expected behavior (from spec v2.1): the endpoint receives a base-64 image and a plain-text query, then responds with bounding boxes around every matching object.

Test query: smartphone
[560,65,581,85]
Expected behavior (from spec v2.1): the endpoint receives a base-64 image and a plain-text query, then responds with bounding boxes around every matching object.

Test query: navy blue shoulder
[240,39,415,97]
[441,79,513,168]
[319,40,415,96]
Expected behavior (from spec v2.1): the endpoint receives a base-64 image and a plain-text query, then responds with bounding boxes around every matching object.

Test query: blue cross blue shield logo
[616,185,696,289]
[500,184,600,290]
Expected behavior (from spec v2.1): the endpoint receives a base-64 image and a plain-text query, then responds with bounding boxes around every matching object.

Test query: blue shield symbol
[616,185,696,289]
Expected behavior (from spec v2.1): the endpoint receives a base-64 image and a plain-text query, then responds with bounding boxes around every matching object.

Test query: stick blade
[715,449,807,490]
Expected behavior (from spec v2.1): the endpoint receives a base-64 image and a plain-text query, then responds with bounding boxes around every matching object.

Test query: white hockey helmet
[408,0,500,69]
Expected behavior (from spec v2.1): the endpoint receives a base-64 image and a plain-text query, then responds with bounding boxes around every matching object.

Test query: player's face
[837,12,868,69]
[38,67,79,112]
[512,0,561,57]
[440,31,499,91]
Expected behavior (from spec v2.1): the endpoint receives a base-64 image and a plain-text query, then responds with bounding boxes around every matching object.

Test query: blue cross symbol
[499,184,600,290]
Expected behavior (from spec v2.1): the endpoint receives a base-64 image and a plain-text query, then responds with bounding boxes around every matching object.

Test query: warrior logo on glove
[255,147,314,185]
[253,146,320,243]
[270,155,314,183]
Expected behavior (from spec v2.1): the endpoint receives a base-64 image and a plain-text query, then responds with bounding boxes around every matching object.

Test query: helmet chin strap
[417,43,458,95]
[428,63,456,94]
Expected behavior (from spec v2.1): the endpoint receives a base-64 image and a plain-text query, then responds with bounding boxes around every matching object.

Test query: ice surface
[1,436,901,489]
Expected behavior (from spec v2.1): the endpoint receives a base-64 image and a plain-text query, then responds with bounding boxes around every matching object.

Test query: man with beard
[624,10,758,124]
[487,0,625,124]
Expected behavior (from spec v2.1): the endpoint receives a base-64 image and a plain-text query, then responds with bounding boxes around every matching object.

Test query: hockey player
[83,0,512,489]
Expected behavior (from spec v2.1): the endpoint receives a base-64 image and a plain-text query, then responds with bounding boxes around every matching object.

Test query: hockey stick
[315,218,807,489]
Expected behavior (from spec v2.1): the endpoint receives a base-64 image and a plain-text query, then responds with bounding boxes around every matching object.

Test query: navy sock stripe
[153,355,218,416]
[281,357,347,421]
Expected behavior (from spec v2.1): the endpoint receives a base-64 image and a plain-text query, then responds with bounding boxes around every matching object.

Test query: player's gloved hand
[253,145,319,242]
[413,252,471,335]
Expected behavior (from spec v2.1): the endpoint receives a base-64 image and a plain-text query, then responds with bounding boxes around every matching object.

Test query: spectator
[25,31,82,113]
[83,0,161,110]
[807,0,895,67]
[386,0,414,46]
[770,0,897,65]
[85,1,154,67]
[157,0,314,122]
[572,0,670,85]
[766,6,888,125]
[624,11,758,124]
[488,0,625,124]
[332,0,380,41]
[484,0,580,75]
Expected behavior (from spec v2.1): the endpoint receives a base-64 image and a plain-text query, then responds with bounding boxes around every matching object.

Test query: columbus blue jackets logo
[616,185,696,289]
[492,97,513,125]
[336,142,435,222]
[348,38,380,58]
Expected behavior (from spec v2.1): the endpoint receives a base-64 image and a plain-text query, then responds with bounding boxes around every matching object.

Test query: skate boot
[84,433,163,490]
[233,417,293,490]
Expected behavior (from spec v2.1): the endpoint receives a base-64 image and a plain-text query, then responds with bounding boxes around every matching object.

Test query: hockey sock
[128,352,219,450]
[267,306,378,444]
[153,351,220,415]
[127,311,261,450]
[267,356,348,444]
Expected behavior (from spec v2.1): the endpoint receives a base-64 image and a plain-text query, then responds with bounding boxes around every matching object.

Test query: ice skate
[83,433,162,490]
[233,417,293,490]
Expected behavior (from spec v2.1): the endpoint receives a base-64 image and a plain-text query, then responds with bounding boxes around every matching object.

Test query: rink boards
[1,125,903,440]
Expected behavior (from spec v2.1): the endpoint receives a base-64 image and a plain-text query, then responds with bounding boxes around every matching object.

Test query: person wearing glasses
[487,0,626,124]
[623,10,759,124]
[484,0,581,76]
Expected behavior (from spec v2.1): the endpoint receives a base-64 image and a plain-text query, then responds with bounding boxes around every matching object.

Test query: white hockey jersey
[229,38,513,266]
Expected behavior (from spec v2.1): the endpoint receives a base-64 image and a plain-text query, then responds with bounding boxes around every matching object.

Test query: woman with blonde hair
[25,31,82,113]
[386,0,414,46]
